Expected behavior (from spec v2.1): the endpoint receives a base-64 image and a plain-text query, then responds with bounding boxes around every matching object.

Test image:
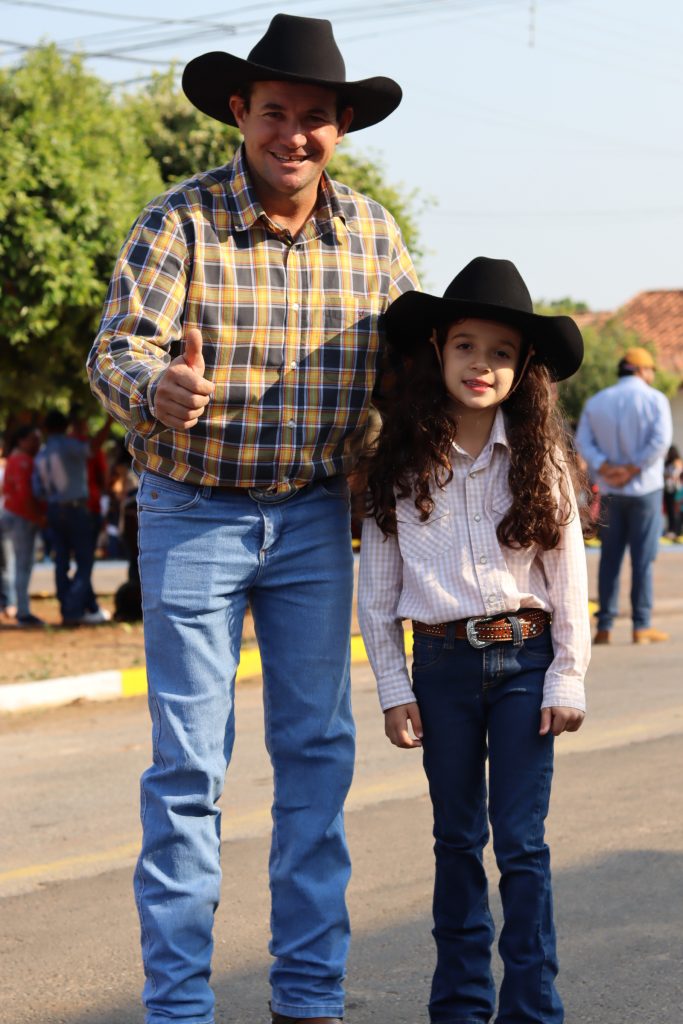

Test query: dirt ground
[1,594,260,685]
[1,596,145,684]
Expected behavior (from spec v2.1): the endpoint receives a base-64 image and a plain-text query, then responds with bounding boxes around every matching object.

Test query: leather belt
[412,609,551,649]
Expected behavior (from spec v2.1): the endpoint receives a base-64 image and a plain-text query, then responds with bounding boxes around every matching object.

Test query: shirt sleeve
[357,513,415,711]
[633,391,673,471]
[575,401,606,477]
[387,217,420,302]
[539,478,591,711]
[86,204,189,435]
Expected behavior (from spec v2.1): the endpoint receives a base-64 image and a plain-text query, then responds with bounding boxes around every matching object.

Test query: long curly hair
[363,325,590,549]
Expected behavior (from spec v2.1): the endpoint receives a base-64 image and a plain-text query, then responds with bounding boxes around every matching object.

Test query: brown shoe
[272,1017,343,1024]
[633,627,669,644]
[593,629,611,644]
[271,1010,343,1023]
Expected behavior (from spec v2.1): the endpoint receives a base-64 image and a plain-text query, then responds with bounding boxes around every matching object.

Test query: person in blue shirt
[576,347,672,644]
[32,410,110,626]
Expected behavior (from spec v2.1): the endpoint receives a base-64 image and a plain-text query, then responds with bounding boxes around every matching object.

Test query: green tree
[121,69,243,185]
[0,46,163,423]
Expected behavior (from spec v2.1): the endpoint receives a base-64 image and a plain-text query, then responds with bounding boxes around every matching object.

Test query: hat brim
[384,291,584,382]
[182,52,402,132]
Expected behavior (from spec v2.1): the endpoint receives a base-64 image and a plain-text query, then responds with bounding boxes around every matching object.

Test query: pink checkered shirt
[358,409,590,712]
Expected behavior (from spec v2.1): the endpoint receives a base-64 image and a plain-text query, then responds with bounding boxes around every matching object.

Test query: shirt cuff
[376,673,416,712]
[541,673,586,712]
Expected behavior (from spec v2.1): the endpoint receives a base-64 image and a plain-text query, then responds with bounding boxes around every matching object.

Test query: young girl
[358,257,590,1024]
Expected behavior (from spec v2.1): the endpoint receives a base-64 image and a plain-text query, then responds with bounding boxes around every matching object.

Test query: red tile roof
[573,291,683,376]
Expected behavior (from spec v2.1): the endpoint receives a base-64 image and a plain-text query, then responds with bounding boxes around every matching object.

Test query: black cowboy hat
[182,13,402,133]
[384,257,584,381]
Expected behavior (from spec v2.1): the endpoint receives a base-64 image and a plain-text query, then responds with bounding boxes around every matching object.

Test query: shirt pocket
[487,479,512,524]
[395,492,456,563]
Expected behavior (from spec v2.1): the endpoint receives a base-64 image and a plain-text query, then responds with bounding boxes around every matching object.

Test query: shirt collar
[451,407,510,463]
[227,145,345,238]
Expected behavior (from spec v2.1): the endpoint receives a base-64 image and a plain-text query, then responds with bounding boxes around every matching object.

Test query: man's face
[229,80,353,211]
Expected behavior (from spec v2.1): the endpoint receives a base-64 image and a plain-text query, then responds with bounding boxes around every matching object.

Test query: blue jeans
[47,501,98,621]
[3,511,39,617]
[411,625,561,1024]
[135,471,355,1024]
[597,490,662,630]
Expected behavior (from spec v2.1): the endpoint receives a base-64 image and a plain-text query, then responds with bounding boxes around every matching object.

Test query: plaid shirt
[88,146,418,489]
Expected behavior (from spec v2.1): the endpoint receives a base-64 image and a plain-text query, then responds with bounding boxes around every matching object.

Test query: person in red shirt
[3,426,46,626]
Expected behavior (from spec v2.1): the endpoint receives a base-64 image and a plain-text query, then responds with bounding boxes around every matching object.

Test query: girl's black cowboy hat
[384,257,584,381]
[182,13,402,133]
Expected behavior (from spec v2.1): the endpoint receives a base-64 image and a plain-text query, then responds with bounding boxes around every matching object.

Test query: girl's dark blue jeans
[411,625,563,1024]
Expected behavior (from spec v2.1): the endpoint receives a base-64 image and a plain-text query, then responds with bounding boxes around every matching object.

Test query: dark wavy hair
[363,325,590,549]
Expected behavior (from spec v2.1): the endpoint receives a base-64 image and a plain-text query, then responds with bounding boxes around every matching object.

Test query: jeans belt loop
[508,614,524,647]
[444,621,457,650]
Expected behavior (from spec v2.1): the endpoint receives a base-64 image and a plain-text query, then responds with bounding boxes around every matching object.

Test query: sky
[2,0,682,309]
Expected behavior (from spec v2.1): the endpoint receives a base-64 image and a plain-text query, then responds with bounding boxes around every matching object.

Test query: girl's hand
[540,706,585,736]
[385,702,424,748]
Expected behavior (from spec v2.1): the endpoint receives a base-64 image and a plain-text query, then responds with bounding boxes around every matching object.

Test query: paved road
[2,617,683,1024]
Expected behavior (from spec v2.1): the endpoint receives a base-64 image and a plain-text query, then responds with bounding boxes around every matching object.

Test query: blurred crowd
[0,410,140,628]
[1,408,681,632]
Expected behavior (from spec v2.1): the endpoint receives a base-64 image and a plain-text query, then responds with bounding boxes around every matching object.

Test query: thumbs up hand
[154,328,214,430]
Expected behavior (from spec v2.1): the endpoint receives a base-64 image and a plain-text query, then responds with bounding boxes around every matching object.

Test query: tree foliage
[121,69,242,185]
[0,46,162,419]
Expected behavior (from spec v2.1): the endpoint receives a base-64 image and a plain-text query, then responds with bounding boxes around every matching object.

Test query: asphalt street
[2,587,683,1024]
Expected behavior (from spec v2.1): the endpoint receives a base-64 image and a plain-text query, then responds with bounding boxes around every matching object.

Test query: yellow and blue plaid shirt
[88,146,418,490]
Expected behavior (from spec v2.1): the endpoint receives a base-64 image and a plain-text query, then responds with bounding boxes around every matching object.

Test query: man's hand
[539,706,585,736]
[384,702,423,748]
[598,461,638,488]
[154,328,214,429]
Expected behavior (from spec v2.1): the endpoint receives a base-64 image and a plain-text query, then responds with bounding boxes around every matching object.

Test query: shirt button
[480,555,488,564]
[289,360,297,370]
[473,513,481,522]
[291,302,300,311]
[488,594,498,605]
[469,471,477,479]
[287,418,296,428]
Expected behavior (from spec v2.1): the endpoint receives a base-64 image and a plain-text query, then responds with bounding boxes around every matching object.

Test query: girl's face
[439,317,522,415]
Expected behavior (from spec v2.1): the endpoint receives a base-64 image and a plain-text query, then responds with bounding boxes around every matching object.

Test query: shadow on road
[12,848,680,1024]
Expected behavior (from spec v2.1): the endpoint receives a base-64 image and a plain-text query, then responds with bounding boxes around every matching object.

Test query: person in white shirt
[358,257,590,1024]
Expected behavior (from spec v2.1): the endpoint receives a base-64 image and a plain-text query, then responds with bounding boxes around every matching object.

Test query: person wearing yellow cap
[576,346,672,644]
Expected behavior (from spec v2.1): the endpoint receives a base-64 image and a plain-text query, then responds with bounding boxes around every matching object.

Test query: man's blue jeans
[135,471,355,1024]
[411,626,561,1024]
[597,490,662,631]
[2,511,39,618]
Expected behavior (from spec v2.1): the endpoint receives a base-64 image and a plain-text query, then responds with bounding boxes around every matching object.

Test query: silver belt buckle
[466,614,497,649]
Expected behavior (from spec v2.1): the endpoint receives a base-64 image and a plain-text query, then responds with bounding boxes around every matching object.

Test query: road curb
[0,635,374,714]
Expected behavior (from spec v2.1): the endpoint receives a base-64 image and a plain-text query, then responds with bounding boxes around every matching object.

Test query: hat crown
[248,14,347,84]
[443,257,533,315]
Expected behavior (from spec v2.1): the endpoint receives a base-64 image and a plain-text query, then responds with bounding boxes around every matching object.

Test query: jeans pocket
[411,634,445,673]
[319,475,351,502]
[137,472,202,514]
[519,630,554,666]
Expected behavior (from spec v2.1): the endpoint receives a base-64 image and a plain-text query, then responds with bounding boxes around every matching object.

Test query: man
[87,14,417,1024]
[576,346,672,645]
[32,410,110,626]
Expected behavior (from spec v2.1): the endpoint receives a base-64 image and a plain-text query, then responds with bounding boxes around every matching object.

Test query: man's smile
[269,151,309,163]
